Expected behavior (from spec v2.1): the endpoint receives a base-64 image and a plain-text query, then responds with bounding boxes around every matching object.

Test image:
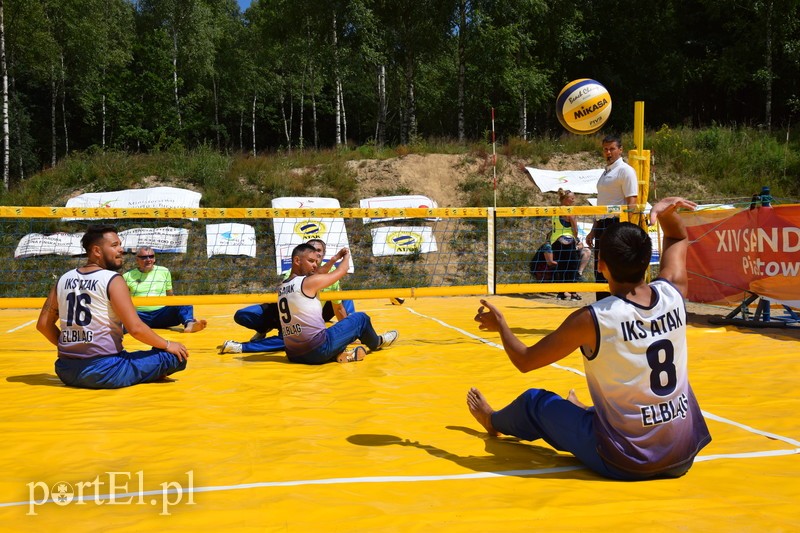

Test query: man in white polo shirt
[586,135,638,299]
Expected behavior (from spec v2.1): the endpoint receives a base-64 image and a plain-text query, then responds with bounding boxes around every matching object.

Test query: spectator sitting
[122,246,206,333]
[542,189,591,300]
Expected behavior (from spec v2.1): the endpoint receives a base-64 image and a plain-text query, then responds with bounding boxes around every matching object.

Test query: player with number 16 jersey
[57,268,123,359]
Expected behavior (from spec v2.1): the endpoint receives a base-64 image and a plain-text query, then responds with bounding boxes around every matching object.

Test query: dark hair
[599,222,651,283]
[306,238,326,251]
[81,224,118,254]
[602,134,622,148]
[292,243,318,258]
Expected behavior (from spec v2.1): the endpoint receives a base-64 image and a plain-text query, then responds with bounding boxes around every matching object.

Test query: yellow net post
[628,101,650,229]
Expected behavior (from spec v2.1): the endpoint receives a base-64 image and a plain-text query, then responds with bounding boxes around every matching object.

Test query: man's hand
[585,230,595,248]
[165,340,189,362]
[649,197,697,226]
[474,299,505,332]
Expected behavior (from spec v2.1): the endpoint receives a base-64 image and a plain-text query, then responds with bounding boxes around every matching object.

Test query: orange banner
[682,205,800,306]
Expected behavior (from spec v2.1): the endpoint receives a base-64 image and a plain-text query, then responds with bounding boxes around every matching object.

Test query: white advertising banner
[15,233,84,258]
[66,186,202,210]
[119,227,189,253]
[271,197,353,274]
[370,226,438,257]
[525,167,604,194]
[359,195,439,224]
[206,223,256,258]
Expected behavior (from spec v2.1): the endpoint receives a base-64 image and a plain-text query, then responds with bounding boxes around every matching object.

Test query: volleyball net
[0,205,636,308]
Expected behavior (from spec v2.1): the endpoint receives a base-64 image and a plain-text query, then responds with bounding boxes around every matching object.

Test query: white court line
[2,448,799,509]
[405,306,800,448]
[6,320,35,334]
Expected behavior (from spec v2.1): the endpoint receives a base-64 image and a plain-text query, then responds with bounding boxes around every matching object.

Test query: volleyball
[556,79,612,134]
[390,298,405,305]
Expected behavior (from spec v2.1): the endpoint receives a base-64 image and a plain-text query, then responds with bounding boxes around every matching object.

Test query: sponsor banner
[271,197,353,274]
[119,227,189,253]
[683,205,800,306]
[359,195,439,224]
[66,186,201,210]
[15,232,84,259]
[370,226,437,257]
[206,223,256,258]
[525,167,604,194]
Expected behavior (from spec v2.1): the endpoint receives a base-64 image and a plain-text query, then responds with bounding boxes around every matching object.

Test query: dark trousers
[593,217,619,301]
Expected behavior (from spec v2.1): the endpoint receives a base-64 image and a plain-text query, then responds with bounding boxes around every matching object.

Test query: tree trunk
[375,64,386,147]
[311,88,318,149]
[51,67,57,167]
[279,88,292,150]
[212,74,220,148]
[299,67,305,151]
[764,0,773,130]
[172,30,181,128]
[60,53,68,155]
[12,74,22,180]
[518,89,527,140]
[251,92,257,157]
[339,78,347,146]
[457,0,466,143]
[399,89,406,145]
[239,108,243,152]
[0,0,8,189]
[332,12,341,146]
[405,56,417,142]
[101,93,106,150]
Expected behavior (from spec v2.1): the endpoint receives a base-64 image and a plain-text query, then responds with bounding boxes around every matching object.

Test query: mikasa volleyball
[556,79,612,134]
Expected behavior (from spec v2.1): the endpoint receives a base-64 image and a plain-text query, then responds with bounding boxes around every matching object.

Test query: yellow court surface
[0,296,798,532]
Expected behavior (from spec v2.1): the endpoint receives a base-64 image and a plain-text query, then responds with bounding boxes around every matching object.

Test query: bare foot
[183,319,207,333]
[466,387,499,436]
[567,389,588,409]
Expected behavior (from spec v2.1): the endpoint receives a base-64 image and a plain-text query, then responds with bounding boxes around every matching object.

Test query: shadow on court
[347,427,593,480]
[238,354,293,363]
[6,373,63,387]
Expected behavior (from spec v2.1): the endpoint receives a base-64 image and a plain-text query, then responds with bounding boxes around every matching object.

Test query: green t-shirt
[122,265,172,311]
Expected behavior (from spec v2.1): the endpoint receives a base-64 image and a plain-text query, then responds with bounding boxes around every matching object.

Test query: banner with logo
[206,223,256,258]
[271,197,353,274]
[370,226,438,257]
[359,195,439,224]
[65,187,202,219]
[119,227,189,253]
[15,232,84,258]
[525,167,604,194]
[683,205,800,307]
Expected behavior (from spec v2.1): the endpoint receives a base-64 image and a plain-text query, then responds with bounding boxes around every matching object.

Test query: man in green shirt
[122,246,206,333]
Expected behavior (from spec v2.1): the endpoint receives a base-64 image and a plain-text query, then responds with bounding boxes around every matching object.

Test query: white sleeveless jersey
[56,268,124,359]
[584,279,711,474]
[277,275,327,356]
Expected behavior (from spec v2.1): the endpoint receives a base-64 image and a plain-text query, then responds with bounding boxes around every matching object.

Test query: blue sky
[237,0,251,11]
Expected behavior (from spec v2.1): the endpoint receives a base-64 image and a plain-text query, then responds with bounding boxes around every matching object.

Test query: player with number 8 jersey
[585,279,705,474]
[467,197,710,480]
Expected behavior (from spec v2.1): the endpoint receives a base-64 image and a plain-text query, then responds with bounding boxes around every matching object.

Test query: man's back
[277,275,327,356]
[585,279,710,474]
[56,268,124,359]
